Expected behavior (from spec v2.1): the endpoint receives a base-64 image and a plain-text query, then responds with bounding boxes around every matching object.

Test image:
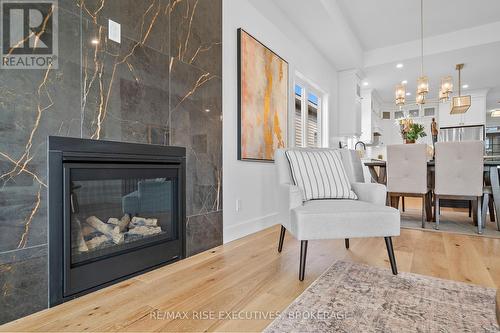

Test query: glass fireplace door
[63,163,182,296]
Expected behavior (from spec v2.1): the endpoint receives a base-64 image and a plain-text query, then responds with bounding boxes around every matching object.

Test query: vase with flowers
[399,118,427,144]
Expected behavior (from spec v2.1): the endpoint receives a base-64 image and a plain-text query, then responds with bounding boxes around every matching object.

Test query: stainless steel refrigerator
[438,125,485,142]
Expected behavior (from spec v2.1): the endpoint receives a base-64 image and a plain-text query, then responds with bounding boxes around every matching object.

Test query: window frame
[293,74,328,148]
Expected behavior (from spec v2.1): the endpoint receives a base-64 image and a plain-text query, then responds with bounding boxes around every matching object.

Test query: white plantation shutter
[307,106,318,147]
[295,107,302,147]
[294,82,323,148]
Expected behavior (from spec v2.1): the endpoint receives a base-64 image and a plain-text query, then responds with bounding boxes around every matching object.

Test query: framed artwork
[237,28,288,162]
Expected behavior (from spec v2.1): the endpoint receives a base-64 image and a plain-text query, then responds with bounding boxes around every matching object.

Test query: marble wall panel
[0,0,221,324]
[170,0,222,77]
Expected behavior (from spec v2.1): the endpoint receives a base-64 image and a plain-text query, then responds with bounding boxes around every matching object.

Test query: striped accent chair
[275,148,401,280]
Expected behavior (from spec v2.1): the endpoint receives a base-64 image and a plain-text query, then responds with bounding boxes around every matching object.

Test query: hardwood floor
[2,212,500,332]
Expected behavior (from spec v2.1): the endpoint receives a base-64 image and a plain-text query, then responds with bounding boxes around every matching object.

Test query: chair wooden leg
[425,192,433,222]
[389,195,400,210]
[472,199,478,225]
[477,197,483,234]
[402,197,405,212]
[468,200,472,217]
[432,193,436,222]
[488,198,495,222]
[278,225,286,253]
[482,194,489,231]
[384,237,398,275]
[299,240,308,281]
[345,238,349,249]
[435,195,440,230]
[421,194,425,228]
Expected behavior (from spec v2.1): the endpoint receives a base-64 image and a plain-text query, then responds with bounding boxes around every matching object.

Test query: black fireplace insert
[48,136,186,306]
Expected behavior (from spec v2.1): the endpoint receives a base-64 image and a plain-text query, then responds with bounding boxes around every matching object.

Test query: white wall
[222,0,340,242]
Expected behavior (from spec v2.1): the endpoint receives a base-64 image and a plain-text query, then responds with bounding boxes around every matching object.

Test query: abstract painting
[238,29,288,162]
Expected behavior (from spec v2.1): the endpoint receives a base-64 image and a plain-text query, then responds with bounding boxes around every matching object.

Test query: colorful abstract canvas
[238,29,288,161]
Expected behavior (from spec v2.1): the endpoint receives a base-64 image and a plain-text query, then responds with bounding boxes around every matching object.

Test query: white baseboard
[223,213,279,243]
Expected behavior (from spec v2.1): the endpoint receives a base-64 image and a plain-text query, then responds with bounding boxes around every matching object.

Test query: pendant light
[395,83,406,109]
[450,64,471,114]
[416,92,425,105]
[439,76,453,101]
[416,0,428,105]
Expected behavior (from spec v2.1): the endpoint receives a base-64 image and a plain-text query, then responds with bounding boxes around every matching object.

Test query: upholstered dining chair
[434,141,484,233]
[275,148,401,281]
[387,144,432,228]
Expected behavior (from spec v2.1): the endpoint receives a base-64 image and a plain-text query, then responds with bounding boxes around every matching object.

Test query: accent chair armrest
[277,184,303,230]
[289,185,303,210]
[351,182,387,206]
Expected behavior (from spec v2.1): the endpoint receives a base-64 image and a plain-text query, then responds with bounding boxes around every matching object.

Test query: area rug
[264,261,499,332]
[401,207,500,239]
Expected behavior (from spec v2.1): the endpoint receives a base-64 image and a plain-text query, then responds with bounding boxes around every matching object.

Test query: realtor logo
[1,0,58,69]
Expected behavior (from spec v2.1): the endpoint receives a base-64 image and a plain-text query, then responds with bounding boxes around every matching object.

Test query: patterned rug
[264,261,499,332]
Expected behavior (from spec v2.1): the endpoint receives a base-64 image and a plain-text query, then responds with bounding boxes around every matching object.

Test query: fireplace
[48,137,186,306]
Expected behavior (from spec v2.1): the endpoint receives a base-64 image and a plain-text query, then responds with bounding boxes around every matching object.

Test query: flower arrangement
[399,118,427,143]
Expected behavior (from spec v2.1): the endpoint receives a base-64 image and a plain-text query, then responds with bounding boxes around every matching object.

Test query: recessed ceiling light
[91,39,99,45]
[406,92,411,96]
[362,81,369,86]
[204,108,211,113]
[462,84,469,89]
[401,80,408,85]
[396,63,404,69]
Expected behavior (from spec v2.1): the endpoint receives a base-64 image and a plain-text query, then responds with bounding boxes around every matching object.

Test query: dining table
[364,158,500,227]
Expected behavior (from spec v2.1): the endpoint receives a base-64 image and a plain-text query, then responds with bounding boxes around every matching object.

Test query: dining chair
[387,144,432,228]
[434,141,484,233]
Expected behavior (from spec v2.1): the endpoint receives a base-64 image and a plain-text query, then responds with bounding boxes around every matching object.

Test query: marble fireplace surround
[0,0,222,324]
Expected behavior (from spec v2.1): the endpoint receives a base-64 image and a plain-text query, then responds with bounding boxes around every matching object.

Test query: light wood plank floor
[2,209,500,332]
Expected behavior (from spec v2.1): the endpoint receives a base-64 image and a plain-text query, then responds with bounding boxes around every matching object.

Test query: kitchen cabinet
[360,89,372,142]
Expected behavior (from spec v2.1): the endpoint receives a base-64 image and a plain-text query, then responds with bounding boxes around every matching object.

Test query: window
[294,81,324,147]
[395,111,404,119]
[409,109,419,117]
[382,112,391,119]
[424,107,435,117]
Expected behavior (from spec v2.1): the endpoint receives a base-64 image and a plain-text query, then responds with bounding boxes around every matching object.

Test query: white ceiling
[270,0,500,110]
[272,0,363,70]
[363,42,500,108]
[336,0,500,51]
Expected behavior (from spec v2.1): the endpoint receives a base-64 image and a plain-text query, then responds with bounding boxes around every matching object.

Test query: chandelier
[394,0,428,107]
[395,84,406,109]
[392,0,472,112]
[450,64,471,114]
[415,0,427,105]
[439,76,453,102]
